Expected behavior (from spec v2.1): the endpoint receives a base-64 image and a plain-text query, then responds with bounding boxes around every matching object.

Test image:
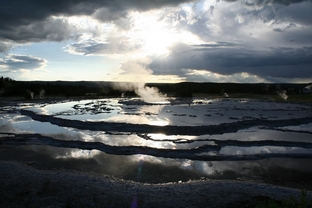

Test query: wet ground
[1,97,312,189]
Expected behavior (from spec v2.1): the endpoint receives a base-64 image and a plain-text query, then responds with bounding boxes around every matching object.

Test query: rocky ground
[1,161,311,208]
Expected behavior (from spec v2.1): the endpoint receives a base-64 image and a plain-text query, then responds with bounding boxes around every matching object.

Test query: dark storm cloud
[149,44,312,79]
[276,2,312,25]
[0,0,192,49]
[241,1,312,26]
[0,0,98,30]
[0,0,309,47]
[202,47,312,69]
[0,18,76,43]
[0,54,47,71]
[0,0,192,30]
[223,0,309,6]
[94,0,195,21]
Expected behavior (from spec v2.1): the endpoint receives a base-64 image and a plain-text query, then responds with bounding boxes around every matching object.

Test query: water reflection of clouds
[104,114,165,125]
[9,117,74,135]
[42,100,83,114]
[24,98,312,127]
[92,132,177,149]
[2,98,312,183]
[137,105,164,114]
[220,146,312,155]
[0,116,18,133]
[207,129,312,143]
[280,123,312,133]
[60,128,312,152]
[37,156,312,183]
[55,149,100,159]
[176,157,312,179]
[3,138,312,183]
[105,105,171,125]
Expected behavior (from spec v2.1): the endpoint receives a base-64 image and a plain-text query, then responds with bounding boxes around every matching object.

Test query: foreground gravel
[1,161,310,208]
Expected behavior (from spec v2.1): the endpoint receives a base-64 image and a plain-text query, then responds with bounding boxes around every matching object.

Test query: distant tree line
[150,82,308,97]
[0,76,309,99]
[0,78,135,98]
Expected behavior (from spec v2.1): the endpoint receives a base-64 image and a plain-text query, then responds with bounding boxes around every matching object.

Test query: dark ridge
[1,132,312,161]
[21,109,312,136]
[137,133,312,147]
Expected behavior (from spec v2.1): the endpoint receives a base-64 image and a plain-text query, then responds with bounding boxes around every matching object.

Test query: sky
[0,0,311,83]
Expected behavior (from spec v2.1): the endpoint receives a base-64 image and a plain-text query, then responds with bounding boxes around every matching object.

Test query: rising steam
[113,58,167,103]
[39,89,45,99]
[277,90,288,101]
[113,82,166,103]
[26,90,34,99]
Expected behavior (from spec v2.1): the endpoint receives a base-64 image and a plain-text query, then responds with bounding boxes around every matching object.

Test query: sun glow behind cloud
[129,11,178,56]
[63,10,203,59]
[115,10,203,58]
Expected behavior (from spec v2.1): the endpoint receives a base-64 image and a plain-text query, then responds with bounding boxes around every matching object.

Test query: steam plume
[39,89,45,99]
[113,82,166,103]
[302,84,312,93]
[278,90,288,101]
[27,90,34,99]
[113,58,167,103]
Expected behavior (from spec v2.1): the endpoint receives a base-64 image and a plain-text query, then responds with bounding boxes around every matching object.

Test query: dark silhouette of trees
[175,82,193,97]
[0,77,309,99]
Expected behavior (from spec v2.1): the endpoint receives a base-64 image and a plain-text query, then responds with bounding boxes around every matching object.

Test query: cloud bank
[0,54,47,72]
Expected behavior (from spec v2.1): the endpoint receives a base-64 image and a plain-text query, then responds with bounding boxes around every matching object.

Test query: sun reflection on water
[54,149,100,159]
[149,120,169,126]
